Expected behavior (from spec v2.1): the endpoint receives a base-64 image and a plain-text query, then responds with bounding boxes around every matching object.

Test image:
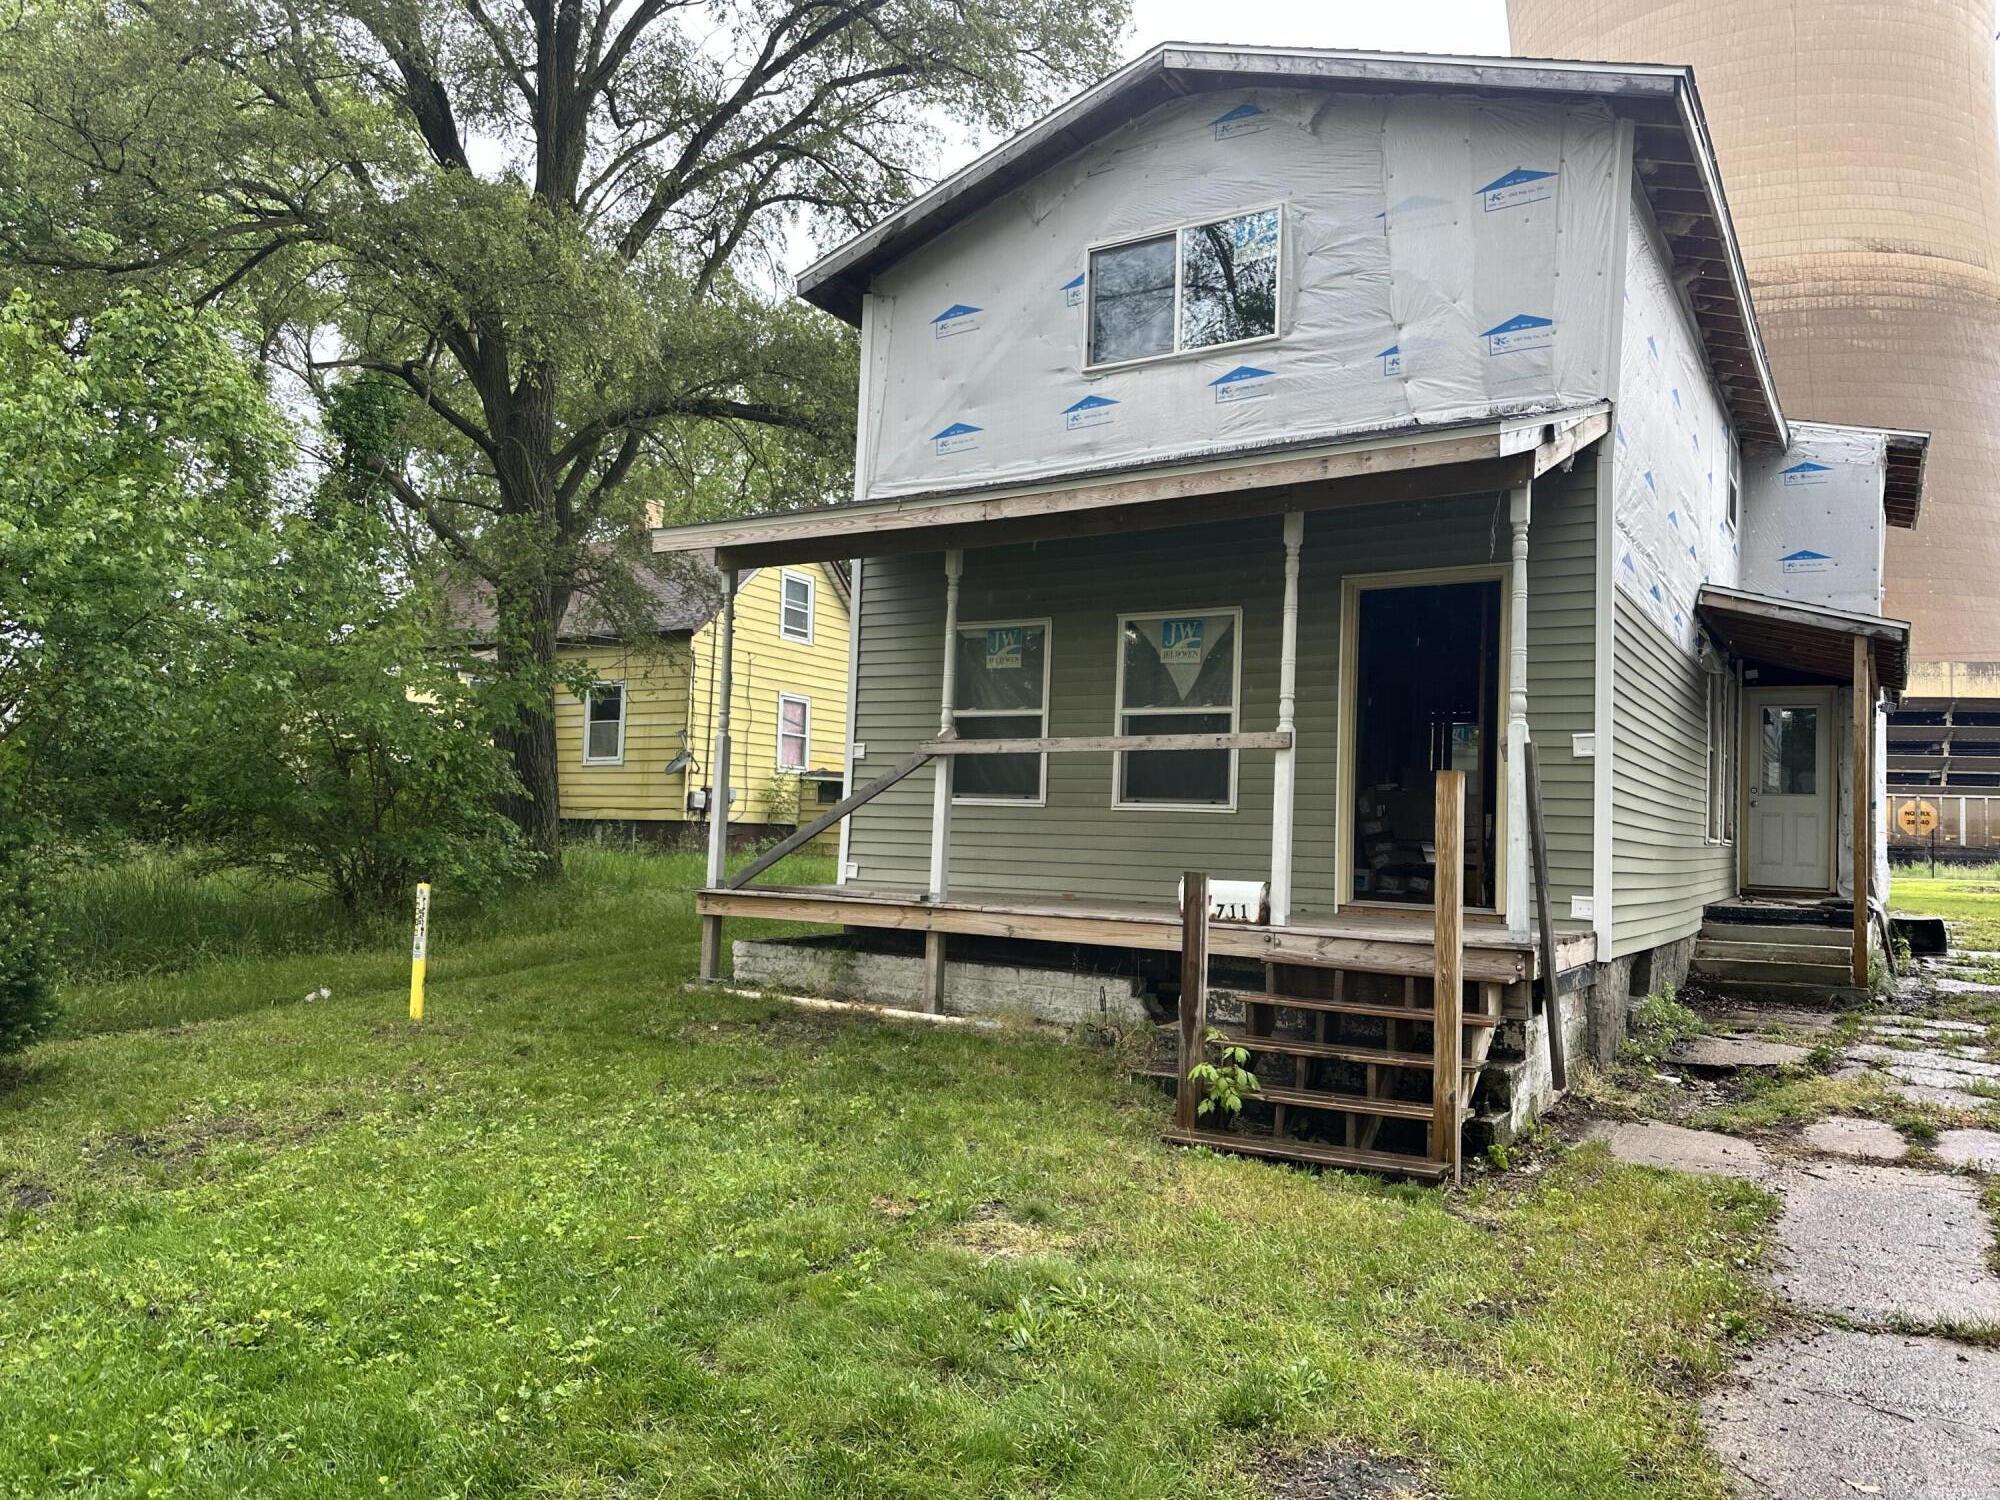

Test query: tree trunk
[491,569,566,874]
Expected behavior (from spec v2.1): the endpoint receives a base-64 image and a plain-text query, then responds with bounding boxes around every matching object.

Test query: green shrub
[0,835,59,1055]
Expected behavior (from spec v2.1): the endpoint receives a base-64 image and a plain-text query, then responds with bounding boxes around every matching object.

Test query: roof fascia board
[1670,74,1787,447]
[1698,584,1910,642]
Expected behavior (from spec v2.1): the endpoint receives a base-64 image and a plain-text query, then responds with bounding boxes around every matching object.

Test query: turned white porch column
[1269,512,1305,925]
[927,549,964,900]
[1505,481,1533,937]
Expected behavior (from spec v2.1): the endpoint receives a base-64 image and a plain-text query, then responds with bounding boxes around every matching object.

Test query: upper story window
[779,569,814,642]
[1087,208,1281,368]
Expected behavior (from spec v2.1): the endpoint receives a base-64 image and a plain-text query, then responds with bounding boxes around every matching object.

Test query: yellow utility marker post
[409,882,431,1021]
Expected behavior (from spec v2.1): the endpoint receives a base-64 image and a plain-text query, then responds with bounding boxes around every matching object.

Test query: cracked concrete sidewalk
[1585,995,2000,1498]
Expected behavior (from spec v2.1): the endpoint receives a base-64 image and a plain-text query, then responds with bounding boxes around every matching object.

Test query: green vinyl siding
[1525,454,1600,919]
[847,472,1598,909]
[1610,591,1733,956]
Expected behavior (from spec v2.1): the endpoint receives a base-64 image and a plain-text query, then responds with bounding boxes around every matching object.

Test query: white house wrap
[1739,423,1889,616]
[858,88,1622,500]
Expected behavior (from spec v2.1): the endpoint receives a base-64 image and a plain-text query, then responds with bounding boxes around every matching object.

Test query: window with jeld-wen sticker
[1114,611,1240,809]
[951,621,1050,804]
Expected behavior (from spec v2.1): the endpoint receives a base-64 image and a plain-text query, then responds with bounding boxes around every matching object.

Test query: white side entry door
[1745,688,1834,891]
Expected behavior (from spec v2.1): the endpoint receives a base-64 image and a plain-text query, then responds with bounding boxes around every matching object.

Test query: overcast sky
[1121,0,1508,57]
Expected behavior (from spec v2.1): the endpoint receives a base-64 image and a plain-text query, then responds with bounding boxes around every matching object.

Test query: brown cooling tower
[1508,0,2000,664]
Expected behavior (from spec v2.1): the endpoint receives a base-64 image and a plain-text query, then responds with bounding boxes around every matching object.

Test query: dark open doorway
[1349,578,1502,909]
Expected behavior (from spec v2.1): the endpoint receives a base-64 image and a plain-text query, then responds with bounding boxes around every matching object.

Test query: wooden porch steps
[1211,1029,1437,1069]
[1216,987,1502,1027]
[1163,1128,1452,1181]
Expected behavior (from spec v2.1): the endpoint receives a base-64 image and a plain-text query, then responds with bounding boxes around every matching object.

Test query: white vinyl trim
[582,681,628,766]
[951,617,1053,807]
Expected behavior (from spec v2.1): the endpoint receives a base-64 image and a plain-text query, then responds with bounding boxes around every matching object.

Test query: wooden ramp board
[1163,1128,1452,1181]
[1216,987,1503,1026]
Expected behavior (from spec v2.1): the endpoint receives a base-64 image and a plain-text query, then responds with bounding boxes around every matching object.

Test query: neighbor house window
[1087,208,1281,366]
[952,620,1050,804]
[583,683,626,765]
[777,693,810,770]
[779,570,814,642]
[1114,609,1240,809]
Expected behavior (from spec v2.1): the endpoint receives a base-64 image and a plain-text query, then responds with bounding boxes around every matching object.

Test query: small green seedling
[1188,1026,1261,1118]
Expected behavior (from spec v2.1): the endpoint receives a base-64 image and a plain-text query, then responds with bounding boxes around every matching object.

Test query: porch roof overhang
[1696,584,1910,695]
[652,406,1609,571]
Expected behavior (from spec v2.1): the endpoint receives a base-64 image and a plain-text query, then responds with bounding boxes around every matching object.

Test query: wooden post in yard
[1432,771,1465,1183]
[1176,872,1211,1133]
[699,568,738,981]
[1852,637,1871,989]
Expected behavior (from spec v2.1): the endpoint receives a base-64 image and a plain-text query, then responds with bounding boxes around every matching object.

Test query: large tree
[0,0,1127,864]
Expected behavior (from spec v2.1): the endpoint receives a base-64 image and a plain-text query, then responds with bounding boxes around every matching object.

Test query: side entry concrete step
[1691,956,1857,988]
[1698,938,1852,966]
[1698,921,1851,948]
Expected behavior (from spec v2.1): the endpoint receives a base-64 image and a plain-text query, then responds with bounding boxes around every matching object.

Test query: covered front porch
[655,408,1609,1174]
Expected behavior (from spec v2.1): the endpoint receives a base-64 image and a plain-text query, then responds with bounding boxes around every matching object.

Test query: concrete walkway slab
[1771,1161,2000,1327]
[1670,1033,1814,1070]
[1847,1043,2000,1080]
[1705,1329,2000,1500]
[1878,1017,1992,1038]
[1583,1120,1771,1180]
[1707,1005,1840,1031]
[1800,1116,1909,1162]
[1936,1129,2000,1174]
[1888,1078,1995,1112]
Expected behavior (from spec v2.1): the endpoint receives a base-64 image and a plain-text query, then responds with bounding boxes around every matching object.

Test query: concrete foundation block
[731,936,1157,1028]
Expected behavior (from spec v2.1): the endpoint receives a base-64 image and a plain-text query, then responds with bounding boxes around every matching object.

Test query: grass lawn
[1893,862,2000,954]
[1,848,1774,1499]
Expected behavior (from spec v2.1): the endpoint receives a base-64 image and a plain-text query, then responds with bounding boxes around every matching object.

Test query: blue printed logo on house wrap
[931,303,981,339]
[1061,273,1085,309]
[1482,313,1553,356]
[1477,166,1556,212]
[1211,102,1267,140]
[1210,365,1274,403]
[1062,394,1117,431]
[1781,549,1835,574]
[1781,460,1831,487]
[932,421,981,455]
[1378,344,1403,377]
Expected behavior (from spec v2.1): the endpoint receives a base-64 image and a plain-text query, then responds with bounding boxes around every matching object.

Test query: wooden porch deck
[694,882,1597,985]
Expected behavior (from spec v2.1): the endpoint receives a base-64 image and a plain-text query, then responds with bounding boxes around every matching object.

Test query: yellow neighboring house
[447,556,849,840]
[553,560,850,836]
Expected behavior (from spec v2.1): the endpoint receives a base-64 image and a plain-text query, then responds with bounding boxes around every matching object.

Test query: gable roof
[447,554,741,647]
[796,42,1787,448]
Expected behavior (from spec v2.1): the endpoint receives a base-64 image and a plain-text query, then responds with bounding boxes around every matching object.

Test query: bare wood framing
[723,747,935,891]
[921,730,1291,755]
[1176,872,1210,1132]
[1533,411,1611,476]
[1432,771,1466,1182]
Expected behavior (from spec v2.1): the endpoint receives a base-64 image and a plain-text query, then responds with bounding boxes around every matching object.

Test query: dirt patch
[932,1200,1071,1260]
[4,1178,54,1210]
[1258,1447,1438,1499]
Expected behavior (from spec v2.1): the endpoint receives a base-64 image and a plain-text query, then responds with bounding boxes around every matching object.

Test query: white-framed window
[1707,665,1737,843]
[952,619,1051,805]
[1086,206,1282,369]
[1113,608,1241,810]
[1726,451,1742,532]
[777,693,810,771]
[779,570,814,643]
[583,682,626,765]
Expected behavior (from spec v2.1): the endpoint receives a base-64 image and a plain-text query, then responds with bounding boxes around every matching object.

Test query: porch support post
[924,549,963,1011]
[1852,636,1872,988]
[1504,480,1533,938]
[1269,512,1305,926]
[700,568,738,980]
